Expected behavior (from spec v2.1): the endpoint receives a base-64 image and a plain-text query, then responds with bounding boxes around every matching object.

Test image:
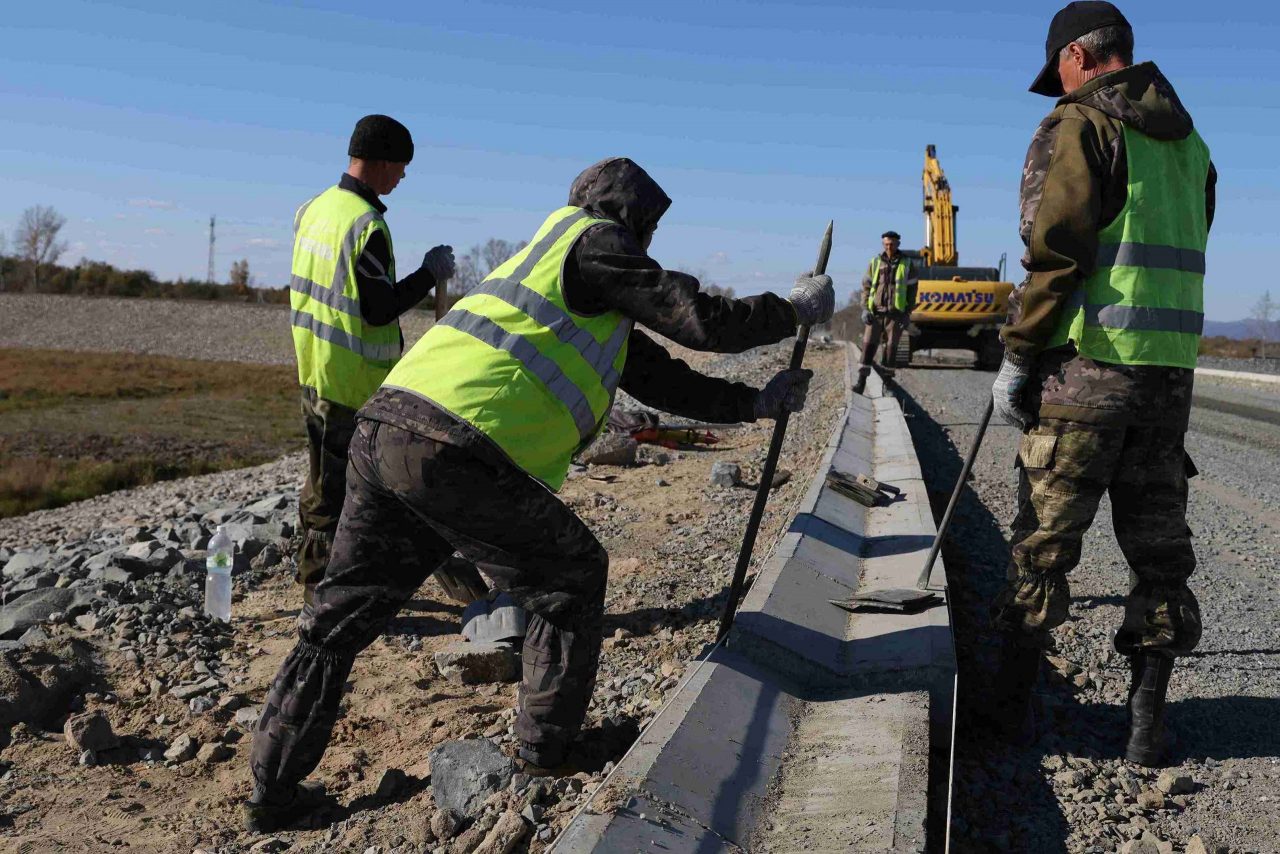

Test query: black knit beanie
[348,115,414,163]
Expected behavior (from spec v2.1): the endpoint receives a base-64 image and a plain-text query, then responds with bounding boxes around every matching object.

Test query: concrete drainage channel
[556,346,957,853]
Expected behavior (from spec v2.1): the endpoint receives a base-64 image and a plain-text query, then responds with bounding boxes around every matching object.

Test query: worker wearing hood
[987,3,1215,769]
[244,158,835,830]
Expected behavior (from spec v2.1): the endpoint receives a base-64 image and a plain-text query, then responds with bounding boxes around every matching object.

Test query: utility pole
[206,215,216,285]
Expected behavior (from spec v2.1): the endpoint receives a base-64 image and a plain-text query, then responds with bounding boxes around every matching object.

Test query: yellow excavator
[892,145,1015,370]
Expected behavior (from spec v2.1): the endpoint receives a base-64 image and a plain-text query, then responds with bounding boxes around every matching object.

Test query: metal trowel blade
[831,588,941,614]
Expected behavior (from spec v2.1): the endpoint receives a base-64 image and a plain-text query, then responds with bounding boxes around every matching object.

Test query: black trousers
[250,420,609,800]
[295,388,358,586]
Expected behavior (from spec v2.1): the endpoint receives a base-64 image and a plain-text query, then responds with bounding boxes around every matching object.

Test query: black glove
[753,368,813,420]
[861,309,873,324]
[422,245,456,284]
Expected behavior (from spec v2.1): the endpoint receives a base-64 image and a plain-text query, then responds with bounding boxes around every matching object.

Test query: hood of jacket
[1061,61,1195,141]
[568,157,672,241]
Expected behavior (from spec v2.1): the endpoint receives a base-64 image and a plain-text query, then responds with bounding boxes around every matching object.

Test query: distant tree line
[1,204,745,312]
[1,205,288,303]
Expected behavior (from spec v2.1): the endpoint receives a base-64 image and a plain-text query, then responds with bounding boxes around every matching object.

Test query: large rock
[428,739,516,818]
[164,733,199,762]
[9,570,59,595]
[474,811,529,854]
[2,550,49,581]
[0,637,98,728]
[197,742,233,764]
[710,461,741,487]
[434,642,518,685]
[1155,769,1193,795]
[578,434,638,466]
[0,587,98,639]
[245,494,290,515]
[170,677,221,700]
[64,710,119,753]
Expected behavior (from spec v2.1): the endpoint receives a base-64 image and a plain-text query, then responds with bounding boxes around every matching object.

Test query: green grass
[0,348,302,518]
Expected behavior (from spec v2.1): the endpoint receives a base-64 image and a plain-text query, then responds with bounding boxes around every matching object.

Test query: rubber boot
[989,633,1040,745]
[852,367,869,395]
[1125,653,1174,767]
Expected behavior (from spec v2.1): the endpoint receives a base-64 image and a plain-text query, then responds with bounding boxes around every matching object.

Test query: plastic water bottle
[204,525,234,622]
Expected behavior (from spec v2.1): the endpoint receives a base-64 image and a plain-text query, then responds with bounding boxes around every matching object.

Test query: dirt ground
[0,339,846,853]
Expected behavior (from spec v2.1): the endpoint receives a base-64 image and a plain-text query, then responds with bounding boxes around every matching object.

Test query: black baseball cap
[1029,1,1131,97]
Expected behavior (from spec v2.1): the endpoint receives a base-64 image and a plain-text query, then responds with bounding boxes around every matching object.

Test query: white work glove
[991,357,1035,429]
[753,369,813,420]
[789,273,835,327]
[422,245,456,284]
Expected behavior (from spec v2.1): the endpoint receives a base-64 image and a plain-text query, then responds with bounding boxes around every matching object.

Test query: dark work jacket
[361,157,799,459]
[338,173,438,326]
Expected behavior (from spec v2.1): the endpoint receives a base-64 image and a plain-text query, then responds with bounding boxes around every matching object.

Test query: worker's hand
[789,273,835,327]
[753,368,813,420]
[422,245,456,284]
[991,357,1035,430]
[861,309,873,325]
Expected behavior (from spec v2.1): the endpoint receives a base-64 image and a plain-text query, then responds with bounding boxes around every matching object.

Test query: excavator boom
[921,144,958,267]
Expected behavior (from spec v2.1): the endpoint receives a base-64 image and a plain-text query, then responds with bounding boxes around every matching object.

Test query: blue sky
[2,0,1276,320]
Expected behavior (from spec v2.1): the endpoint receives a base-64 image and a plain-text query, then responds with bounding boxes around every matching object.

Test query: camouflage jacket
[1002,62,1217,426]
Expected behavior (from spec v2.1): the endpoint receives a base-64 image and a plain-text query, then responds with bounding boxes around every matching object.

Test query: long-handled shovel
[717,221,833,642]
[836,397,995,613]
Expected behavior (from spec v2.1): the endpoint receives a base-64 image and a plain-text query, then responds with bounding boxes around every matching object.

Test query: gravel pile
[0,322,846,852]
[894,359,1280,854]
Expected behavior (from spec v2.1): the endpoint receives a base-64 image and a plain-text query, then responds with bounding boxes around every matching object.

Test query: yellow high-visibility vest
[383,206,630,490]
[289,185,402,409]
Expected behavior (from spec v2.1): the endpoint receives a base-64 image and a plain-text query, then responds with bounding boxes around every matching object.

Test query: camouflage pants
[296,388,359,587]
[991,418,1202,657]
[860,312,904,368]
[250,420,608,801]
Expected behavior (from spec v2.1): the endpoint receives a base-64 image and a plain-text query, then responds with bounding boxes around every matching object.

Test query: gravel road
[1197,356,1280,376]
[893,355,1280,854]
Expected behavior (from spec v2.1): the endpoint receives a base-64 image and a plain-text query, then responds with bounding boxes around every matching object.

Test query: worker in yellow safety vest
[987,2,1216,768]
[290,114,456,603]
[245,157,835,830]
[854,230,917,394]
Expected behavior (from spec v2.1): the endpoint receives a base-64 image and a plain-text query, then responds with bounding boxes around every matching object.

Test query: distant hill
[1203,318,1280,340]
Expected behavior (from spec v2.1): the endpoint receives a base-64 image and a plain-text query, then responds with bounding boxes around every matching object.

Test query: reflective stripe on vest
[289,186,403,409]
[867,256,910,312]
[1049,127,1210,368]
[382,206,630,490]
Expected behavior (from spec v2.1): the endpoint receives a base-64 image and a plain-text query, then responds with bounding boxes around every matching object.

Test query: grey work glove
[991,357,1034,429]
[789,273,835,327]
[753,368,813,420]
[861,309,873,324]
[422,244,456,284]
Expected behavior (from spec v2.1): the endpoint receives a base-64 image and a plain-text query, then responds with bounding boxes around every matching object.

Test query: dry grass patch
[0,348,301,517]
